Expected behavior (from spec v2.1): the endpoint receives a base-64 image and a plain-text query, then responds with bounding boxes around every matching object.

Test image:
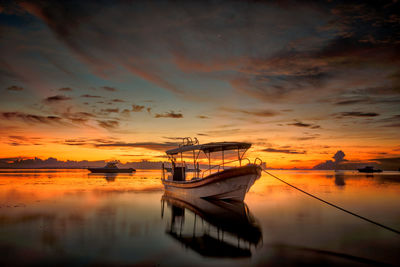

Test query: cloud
[154,111,183,118]
[6,85,24,91]
[102,86,117,91]
[123,63,185,97]
[132,105,145,112]
[335,112,380,118]
[288,121,311,127]
[200,128,241,136]
[1,111,62,124]
[333,150,346,163]
[44,95,72,102]
[162,136,186,141]
[375,114,400,127]
[329,92,400,106]
[58,87,72,91]
[63,138,118,146]
[232,55,331,102]
[81,94,101,98]
[7,135,42,146]
[333,98,369,105]
[101,108,119,113]
[61,111,95,124]
[221,107,279,117]
[228,2,400,104]
[288,120,320,129]
[16,0,328,101]
[384,123,400,128]
[62,137,177,151]
[111,99,124,102]
[95,141,178,152]
[371,157,400,166]
[97,120,119,129]
[197,115,209,119]
[262,148,306,154]
[9,0,400,135]
[372,157,400,168]
[296,136,319,141]
[378,114,400,122]
[121,109,130,116]
[8,135,29,141]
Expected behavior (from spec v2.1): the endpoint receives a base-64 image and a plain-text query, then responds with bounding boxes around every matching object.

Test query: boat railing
[162,157,262,180]
[254,157,262,165]
[201,158,251,178]
[179,137,199,147]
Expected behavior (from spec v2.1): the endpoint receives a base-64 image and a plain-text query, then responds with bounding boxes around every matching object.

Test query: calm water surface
[0,169,399,266]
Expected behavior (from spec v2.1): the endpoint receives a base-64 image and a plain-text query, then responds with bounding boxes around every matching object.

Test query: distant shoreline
[0,167,374,171]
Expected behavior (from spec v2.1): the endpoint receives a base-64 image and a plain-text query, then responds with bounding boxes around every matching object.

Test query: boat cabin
[105,162,118,169]
[162,137,252,181]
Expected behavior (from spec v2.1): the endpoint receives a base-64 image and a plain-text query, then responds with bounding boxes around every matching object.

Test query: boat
[161,137,262,202]
[88,161,135,173]
[357,166,382,173]
[161,194,262,258]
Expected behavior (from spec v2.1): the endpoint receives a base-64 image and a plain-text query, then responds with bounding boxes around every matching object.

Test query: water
[0,169,399,266]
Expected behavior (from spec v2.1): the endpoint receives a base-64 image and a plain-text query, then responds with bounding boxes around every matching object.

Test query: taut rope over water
[262,169,400,236]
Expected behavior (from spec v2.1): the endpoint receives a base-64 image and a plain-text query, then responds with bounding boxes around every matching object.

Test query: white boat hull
[162,165,261,202]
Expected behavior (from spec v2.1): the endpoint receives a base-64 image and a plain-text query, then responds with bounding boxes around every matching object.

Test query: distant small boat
[357,166,382,173]
[88,161,135,173]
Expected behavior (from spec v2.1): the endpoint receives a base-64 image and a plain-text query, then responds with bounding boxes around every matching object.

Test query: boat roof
[166,142,251,155]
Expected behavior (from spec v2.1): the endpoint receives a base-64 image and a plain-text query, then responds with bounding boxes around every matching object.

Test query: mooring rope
[262,169,400,235]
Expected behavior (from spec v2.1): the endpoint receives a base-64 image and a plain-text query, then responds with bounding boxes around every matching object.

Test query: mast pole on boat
[222,148,224,170]
[181,152,184,180]
[193,150,196,176]
[238,148,241,166]
[161,162,165,180]
[195,150,201,178]
[208,152,211,175]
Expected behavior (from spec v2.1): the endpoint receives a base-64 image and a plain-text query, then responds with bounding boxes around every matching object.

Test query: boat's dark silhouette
[88,161,135,173]
[357,166,382,173]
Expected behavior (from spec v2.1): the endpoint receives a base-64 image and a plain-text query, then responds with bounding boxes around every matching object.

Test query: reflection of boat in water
[162,138,262,201]
[93,173,118,182]
[161,194,262,258]
[357,166,382,173]
[88,172,134,182]
[88,161,135,173]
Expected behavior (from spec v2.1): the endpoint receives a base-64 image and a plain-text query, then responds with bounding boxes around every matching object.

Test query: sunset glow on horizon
[1,1,399,169]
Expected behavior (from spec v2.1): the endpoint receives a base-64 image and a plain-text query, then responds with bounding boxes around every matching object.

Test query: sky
[0,0,399,168]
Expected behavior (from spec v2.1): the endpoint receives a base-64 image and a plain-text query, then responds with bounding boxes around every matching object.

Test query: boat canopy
[166,142,251,155]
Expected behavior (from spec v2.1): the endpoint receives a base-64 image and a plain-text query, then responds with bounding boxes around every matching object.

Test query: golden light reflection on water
[0,169,399,266]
